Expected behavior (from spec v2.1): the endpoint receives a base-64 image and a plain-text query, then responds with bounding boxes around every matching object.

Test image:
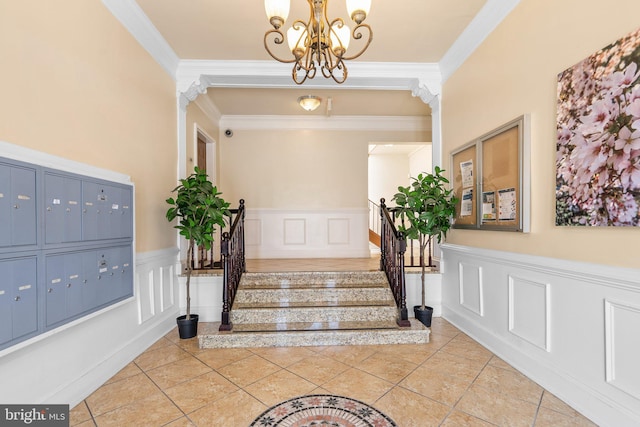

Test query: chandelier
[264,0,373,84]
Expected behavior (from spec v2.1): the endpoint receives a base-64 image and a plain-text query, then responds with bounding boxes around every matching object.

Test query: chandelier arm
[341,23,373,61]
[264,29,298,63]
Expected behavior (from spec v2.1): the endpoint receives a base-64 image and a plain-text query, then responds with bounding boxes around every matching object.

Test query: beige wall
[0,0,177,253]
[220,129,429,210]
[442,0,640,268]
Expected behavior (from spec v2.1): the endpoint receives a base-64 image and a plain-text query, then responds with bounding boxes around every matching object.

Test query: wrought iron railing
[190,206,243,271]
[379,198,410,327]
[370,199,431,268]
[219,199,246,332]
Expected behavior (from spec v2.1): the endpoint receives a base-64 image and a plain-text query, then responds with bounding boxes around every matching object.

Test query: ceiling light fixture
[264,0,373,84]
[298,95,322,111]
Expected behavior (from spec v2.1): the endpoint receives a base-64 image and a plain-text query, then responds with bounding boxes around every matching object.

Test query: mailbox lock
[67,283,72,288]
[47,207,52,211]
[48,288,53,293]
[14,296,20,301]
[83,279,88,284]
[13,204,19,209]
[66,208,71,212]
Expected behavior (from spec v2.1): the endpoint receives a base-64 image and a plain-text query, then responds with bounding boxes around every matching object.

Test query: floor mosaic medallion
[249,394,397,427]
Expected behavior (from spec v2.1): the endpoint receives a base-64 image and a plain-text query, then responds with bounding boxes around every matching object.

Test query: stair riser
[231,306,398,324]
[240,271,388,288]
[200,327,430,348]
[234,288,393,304]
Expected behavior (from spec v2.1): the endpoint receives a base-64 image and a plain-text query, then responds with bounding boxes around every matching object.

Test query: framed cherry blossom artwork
[556,27,640,226]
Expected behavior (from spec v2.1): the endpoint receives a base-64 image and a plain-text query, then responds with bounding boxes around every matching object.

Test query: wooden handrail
[379,198,410,327]
[219,199,246,331]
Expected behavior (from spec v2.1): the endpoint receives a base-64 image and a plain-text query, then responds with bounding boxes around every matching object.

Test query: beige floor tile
[244,369,317,406]
[163,417,197,427]
[249,346,318,367]
[286,355,350,386]
[164,371,238,414]
[425,332,454,350]
[86,373,161,416]
[488,356,519,373]
[216,354,282,387]
[441,336,493,363]
[375,386,450,427]
[104,362,142,385]
[73,421,96,427]
[194,347,254,369]
[429,317,462,337]
[134,343,190,371]
[400,365,472,406]
[321,367,395,404]
[474,365,543,405]
[143,336,174,353]
[357,351,418,383]
[534,407,598,427]
[93,392,182,427]
[456,383,538,427]
[145,355,212,389]
[187,389,267,427]
[539,391,581,417]
[420,351,486,381]
[376,343,437,365]
[173,336,201,354]
[313,345,379,366]
[441,410,495,426]
[70,401,92,426]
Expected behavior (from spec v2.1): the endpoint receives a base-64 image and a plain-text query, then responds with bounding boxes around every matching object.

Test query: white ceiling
[107,0,512,119]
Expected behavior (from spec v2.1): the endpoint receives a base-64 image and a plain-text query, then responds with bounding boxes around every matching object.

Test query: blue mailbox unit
[0,157,134,351]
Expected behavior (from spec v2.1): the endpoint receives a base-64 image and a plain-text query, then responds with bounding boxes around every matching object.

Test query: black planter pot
[414,305,433,327]
[176,314,199,339]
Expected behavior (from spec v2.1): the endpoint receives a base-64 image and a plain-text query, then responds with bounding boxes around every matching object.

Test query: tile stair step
[239,271,389,288]
[234,287,393,304]
[198,319,430,348]
[232,320,399,333]
[230,305,399,324]
[233,300,395,309]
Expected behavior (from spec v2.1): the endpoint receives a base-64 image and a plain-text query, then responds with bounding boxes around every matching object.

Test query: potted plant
[392,166,458,327]
[166,166,230,339]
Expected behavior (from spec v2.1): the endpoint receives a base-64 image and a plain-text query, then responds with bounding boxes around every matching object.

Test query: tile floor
[70,258,597,426]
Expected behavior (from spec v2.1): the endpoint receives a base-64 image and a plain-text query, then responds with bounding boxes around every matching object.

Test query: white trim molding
[441,243,640,427]
[219,115,430,132]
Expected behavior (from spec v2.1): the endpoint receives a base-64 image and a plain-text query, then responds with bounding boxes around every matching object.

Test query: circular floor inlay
[250,394,397,427]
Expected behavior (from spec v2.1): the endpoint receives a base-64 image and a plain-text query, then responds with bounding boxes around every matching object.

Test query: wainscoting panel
[245,218,263,246]
[441,244,640,427]
[508,275,550,352]
[284,218,306,245]
[605,299,640,400]
[459,262,483,316]
[244,208,369,259]
[328,218,350,245]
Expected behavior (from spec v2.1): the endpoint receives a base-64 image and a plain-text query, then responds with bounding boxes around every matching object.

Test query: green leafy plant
[392,166,458,309]
[166,166,230,319]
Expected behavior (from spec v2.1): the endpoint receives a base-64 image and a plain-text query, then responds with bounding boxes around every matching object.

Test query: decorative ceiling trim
[175,60,441,94]
[101,0,179,79]
[194,93,222,124]
[219,115,431,132]
[439,0,521,82]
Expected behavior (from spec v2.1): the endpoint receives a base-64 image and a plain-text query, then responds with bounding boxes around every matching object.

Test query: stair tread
[234,300,395,309]
[240,282,387,290]
[232,320,400,333]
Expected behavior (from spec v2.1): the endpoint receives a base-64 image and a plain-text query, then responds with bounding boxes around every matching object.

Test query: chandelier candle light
[264,0,372,84]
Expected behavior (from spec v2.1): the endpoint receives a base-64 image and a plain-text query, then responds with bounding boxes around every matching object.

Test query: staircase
[199,270,429,349]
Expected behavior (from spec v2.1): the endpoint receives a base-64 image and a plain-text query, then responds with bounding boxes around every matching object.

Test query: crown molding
[193,93,222,124]
[439,0,521,82]
[176,60,441,93]
[219,115,431,132]
[101,0,179,79]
